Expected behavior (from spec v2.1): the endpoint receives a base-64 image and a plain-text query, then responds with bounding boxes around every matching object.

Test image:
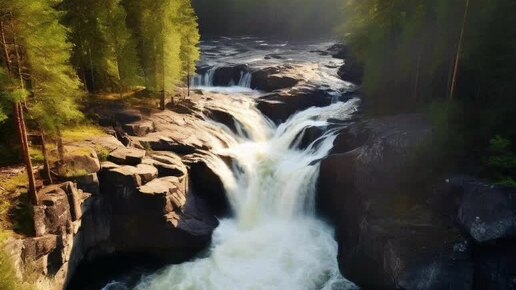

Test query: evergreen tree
[177,0,200,96]
[124,0,199,109]
[62,0,141,92]
[1,0,84,203]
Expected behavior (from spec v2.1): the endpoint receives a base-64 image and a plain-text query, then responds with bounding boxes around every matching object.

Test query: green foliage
[485,136,516,187]
[62,0,142,92]
[342,0,516,177]
[123,0,200,96]
[1,0,84,136]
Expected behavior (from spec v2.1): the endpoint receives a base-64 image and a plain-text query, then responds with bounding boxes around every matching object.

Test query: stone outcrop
[318,113,516,290]
[4,182,90,288]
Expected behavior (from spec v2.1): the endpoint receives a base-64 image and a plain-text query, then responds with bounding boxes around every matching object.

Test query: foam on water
[125,97,360,290]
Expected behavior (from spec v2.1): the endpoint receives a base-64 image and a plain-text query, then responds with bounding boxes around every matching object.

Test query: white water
[191,67,257,94]
[128,96,359,290]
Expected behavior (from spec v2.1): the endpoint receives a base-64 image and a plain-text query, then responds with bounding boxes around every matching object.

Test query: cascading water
[124,96,360,290]
[191,67,256,94]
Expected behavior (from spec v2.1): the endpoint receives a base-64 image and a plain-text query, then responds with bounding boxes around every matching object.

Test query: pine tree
[177,0,200,97]
[62,0,141,92]
[1,0,84,204]
[124,0,185,109]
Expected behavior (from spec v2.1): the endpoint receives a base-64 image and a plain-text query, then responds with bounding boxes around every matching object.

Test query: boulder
[58,146,101,177]
[135,164,159,184]
[257,88,333,124]
[338,58,364,85]
[452,176,516,243]
[144,152,187,178]
[122,120,155,137]
[251,66,300,91]
[107,147,146,166]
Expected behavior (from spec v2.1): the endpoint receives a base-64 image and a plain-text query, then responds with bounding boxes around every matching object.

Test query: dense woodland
[340,0,516,186]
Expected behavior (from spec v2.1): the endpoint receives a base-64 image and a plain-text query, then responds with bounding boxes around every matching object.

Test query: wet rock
[474,241,516,290]
[188,160,230,217]
[251,66,299,91]
[327,43,351,60]
[257,88,333,124]
[317,114,474,289]
[209,65,249,86]
[451,176,516,243]
[338,58,364,85]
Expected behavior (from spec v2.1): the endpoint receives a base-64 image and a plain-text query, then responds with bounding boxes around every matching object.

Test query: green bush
[484,135,516,187]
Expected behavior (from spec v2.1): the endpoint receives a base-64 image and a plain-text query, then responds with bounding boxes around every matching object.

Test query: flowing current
[117,92,360,290]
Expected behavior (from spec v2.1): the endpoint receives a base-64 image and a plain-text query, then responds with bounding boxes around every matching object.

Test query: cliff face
[317,114,516,290]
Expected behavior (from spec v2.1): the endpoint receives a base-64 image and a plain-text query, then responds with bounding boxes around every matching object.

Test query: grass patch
[0,173,34,237]
[61,124,107,143]
[95,145,111,162]
[0,173,28,193]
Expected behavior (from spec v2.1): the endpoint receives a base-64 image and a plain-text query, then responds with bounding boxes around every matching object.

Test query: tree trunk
[15,103,38,205]
[0,20,12,72]
[449,0,470,100]
[56,126,65,164]
[9,19,38,205]
[40,131,53,185]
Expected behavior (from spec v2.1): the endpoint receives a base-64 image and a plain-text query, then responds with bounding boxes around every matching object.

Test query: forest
[341,0,516,186]
[0,0,515,289]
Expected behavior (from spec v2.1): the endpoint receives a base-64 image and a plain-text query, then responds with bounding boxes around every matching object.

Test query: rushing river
[103,38,359,290]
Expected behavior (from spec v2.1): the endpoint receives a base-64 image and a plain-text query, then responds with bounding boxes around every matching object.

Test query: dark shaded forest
[341,0,516,186]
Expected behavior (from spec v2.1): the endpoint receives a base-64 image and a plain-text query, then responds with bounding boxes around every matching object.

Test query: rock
[338,58,364,85]
[317,113,474,289]
[251,66,299,91]
[99,163,142,199]
[122,120,154,137]
[188,160,230,217]
[327,43,351,59]
[34,187,72,237]
[203,65,249,86]
[114,109,142,124]
[452,176,516,243]
[107,147,146,166]
[474,241,516,290]
[135,164,159,184]
[58,146,101,177]
[205,108,238,133]
[62,173,100,195]
[253,75,299,92]
[257,88,333,123]
[22,235,58,262]
[144,152,188,178]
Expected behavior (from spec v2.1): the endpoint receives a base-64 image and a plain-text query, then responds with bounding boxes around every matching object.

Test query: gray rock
[453,176,516,243]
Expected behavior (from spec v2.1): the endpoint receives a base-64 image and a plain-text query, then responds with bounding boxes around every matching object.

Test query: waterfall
[192,67,217,87]
[129,97,360,290]
[191,67,255,94]
[237,71,252,88]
